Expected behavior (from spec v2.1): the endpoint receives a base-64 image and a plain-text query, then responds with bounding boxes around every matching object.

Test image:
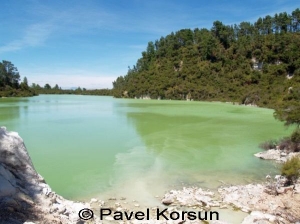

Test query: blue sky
[0,0,299,89]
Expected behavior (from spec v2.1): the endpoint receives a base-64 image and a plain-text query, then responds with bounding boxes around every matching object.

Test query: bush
[291,129,300,143]
[259,139,278,150]
[278,137,291,150]
[281,156,300,185]
[278,137,300,152]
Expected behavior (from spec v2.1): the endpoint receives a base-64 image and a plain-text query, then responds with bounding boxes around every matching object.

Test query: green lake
[0,95,292,217]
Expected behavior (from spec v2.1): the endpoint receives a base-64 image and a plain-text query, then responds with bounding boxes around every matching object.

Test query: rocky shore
[1,126,300,223]
[254,148,300,163]
[159,180,300,223]
[0,127,89,224]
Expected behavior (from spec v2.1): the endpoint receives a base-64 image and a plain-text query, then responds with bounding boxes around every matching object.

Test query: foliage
[259,139,278,150]
[31,83,112,96]
[291,129,300,143]
[0,60,20,89]
[281,156,300,184]
[0,60,36,97]
[0,60,112,97]
[112,8,300,111]
[274,87,300,127]
[277,137,300,152]
[260,132,300,152]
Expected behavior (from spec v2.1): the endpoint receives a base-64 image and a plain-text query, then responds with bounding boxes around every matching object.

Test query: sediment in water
[1,126,299,223]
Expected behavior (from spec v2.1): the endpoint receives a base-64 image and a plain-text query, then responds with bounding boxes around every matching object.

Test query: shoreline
[86,175,299,223]
[1,126,299,223]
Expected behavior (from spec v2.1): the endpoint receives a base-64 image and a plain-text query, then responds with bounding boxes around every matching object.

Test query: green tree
[44,83,51,89]
[112,7,300,107]
[274,87,300,127]
[20,77,29,90]
[0,60,20,88]
[281,156,300,184]
[292,8,300,32]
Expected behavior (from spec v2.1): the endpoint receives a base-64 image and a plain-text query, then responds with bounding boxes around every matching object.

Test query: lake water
[0,95,292,222]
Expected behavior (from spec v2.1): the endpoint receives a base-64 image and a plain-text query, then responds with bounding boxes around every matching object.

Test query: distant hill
[112,8,300,109]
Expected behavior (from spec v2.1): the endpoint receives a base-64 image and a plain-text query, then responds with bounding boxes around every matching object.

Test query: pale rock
[242,211,279,224]
[254,150,281,161]
[90,198,98,203]
[254,149,300,163]
[241,207,250,213]
[0,127,90,223]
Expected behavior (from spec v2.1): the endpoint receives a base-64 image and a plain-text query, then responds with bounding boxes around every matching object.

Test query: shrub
[259,139,278,150]
[291,129,300,143]
[278,137,291,150]
[278,137,300,152]
[281,156,300,185]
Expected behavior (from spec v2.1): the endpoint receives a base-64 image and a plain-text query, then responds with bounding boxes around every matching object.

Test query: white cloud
[0,3,116,54]
[0,23,54,53]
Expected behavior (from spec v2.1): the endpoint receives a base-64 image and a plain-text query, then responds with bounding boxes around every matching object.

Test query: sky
[0,0,299,89]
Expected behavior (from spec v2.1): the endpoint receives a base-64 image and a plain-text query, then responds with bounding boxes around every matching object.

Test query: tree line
[113,8,300,132]
[31,83,111,96]
[112,8,300,104]
[0,60,111,97]
[112,8,300,124]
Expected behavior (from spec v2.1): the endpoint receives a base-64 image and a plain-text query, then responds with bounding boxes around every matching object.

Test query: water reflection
[0,105,20,130]
[0,96,289,205]
[114,100,286,191]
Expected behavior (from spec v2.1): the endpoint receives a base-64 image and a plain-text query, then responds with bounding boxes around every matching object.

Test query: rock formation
[254,149,300,163]
[1,126,300,224]
[0,127,89,224]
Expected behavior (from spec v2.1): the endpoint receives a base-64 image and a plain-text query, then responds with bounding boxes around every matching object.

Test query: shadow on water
[0,98,29,128]
[125,112,222,165]
[0,96,289,209]
[113,100,290,190]
[110,100,271,224]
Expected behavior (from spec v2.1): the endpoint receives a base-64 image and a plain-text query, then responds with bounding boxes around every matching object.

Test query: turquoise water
[0,95,292,205]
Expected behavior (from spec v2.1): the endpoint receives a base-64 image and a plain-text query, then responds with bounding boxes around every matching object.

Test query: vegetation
[281,156,300,184]
[274,87,300,127]
[31,83,112,96]
[272,86,300,153]
[113,8,300,155]
[112,8,300,110]
[260,131,300,153]
[259,139,279,150]
[0,60,37,97]
[291,129,300,143]
[0,60,112,97]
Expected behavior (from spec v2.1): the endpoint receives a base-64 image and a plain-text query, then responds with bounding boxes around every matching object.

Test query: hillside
[112,9,300,109]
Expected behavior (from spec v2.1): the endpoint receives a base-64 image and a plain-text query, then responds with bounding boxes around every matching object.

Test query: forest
[112,8,300,111]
